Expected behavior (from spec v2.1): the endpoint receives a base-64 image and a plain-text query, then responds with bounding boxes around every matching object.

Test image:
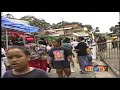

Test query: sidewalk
[47,58,116,78]
[93,60,116,78]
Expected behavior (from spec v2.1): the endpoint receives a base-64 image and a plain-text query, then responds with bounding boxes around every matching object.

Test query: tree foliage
[3,13,94,33]
[4,13,16,19]
[84,25,93,32]
[20,15,51,30]
[109,25,119,34]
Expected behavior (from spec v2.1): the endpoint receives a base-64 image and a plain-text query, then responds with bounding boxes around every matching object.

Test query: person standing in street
[48,38,74,78]
[62,37,75,73]
[75,37,89,74]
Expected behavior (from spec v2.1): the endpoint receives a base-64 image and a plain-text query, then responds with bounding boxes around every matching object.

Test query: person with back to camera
[62,37,75,73]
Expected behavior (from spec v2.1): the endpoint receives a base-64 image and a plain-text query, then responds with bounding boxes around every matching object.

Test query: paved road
[47,52,116,78]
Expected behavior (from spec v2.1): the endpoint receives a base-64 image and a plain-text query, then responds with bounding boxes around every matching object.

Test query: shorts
[52,61,70,69]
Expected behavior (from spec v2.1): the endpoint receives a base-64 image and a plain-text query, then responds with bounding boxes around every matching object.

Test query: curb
[99,55,120,78]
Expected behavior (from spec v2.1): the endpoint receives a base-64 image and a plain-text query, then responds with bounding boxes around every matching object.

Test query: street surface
[47,52,116,78]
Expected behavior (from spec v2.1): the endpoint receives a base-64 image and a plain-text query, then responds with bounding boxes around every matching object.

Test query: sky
[2,12,119,33]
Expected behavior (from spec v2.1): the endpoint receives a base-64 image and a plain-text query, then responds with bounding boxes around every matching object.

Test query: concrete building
[45,25,90,39]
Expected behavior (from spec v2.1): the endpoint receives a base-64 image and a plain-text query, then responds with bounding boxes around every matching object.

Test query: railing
[96,40,120,73]
[96,40,120,59]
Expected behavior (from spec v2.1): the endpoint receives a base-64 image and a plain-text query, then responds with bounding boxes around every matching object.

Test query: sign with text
[84,65,108,72]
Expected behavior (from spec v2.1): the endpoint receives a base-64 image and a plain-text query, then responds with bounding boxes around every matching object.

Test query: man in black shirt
[75,37,88,74]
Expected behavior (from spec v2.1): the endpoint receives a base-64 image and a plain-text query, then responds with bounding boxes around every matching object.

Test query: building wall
[55,30,64,35]
[46,25,90,39]
[75,31,89,36]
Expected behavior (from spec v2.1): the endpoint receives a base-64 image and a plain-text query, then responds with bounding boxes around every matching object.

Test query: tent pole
[6,29,8,49]
[23,33,26,46]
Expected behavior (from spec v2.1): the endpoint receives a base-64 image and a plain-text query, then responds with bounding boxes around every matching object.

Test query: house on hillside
[45,24,90,39]
[72,27,90,39]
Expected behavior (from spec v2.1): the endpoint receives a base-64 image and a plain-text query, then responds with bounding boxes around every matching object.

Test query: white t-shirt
[46,45,51,52]
[1,48,6,55]
[70,41,79,48]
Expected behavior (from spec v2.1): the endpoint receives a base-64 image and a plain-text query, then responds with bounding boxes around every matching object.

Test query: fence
[96,40,120,73]
[96,40,120,59]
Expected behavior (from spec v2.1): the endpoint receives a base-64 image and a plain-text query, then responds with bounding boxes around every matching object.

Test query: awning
[1,17,41,33]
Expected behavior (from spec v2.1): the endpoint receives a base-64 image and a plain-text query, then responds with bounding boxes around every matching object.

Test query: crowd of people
[95,35,119,52]
[1,36,94,78]
[96,36,107,52]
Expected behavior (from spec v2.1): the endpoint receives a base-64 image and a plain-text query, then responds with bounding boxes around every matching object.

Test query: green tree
[50,21,84,29]
[4,13,16,19]
[84,25,93,32]
[109,25,119,34]
[20,16,51,30]
[50,23,59,29]
[94,27,100,32]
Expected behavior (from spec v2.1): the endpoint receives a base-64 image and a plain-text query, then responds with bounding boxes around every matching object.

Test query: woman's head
[7,46,30,71]
[52,38,61,47]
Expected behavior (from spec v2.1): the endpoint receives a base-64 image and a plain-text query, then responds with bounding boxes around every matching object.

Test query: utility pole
[118,12,120,38]
[62,18,65,37]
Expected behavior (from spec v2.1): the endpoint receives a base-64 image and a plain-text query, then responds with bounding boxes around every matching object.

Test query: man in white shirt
[70,40,79,50]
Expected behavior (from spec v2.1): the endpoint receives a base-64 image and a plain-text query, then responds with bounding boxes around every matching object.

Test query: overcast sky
[2,12,119,33]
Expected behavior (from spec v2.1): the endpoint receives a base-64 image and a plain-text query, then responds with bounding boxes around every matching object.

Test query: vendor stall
[25,43,48,71]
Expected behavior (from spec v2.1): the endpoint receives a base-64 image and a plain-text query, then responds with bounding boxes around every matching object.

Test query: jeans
[79,56,88,73]
[87,54,92,66]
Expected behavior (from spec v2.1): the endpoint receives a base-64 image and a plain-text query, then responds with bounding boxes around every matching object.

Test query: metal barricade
[96,40,120,71]
[96,41,120,59]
